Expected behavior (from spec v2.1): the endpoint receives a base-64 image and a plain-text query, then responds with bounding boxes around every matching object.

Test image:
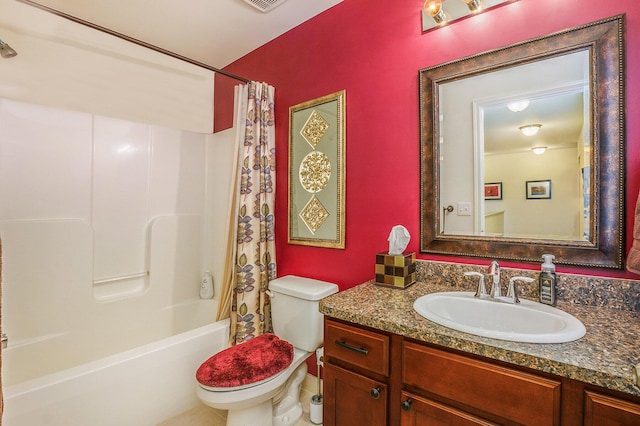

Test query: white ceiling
[441,50,589,156]
[28,0,342,69]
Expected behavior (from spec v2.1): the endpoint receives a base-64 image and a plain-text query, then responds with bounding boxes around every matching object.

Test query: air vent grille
[243,0,288,13]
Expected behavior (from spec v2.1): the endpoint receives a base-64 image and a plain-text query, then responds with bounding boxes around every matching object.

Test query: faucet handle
[507,276,534,304]
[464,271,488,298]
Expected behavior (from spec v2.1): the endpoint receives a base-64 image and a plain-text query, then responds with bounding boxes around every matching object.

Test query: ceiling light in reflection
[507,100,529,112]
[532,146,547,155]
[519,124,542,136]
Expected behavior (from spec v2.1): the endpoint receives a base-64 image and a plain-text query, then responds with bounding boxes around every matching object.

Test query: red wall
[214,0,640,290]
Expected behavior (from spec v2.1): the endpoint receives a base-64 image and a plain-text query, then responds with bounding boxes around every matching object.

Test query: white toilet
[196,275,339,426]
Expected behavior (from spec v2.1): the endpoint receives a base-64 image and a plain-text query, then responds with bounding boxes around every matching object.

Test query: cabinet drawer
[403,341,561,426]
[400,391,497,426]
[325,319,389,376]
[584,391,640,426]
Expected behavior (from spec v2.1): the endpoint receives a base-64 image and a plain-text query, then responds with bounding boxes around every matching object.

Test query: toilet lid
[196,333,294,391]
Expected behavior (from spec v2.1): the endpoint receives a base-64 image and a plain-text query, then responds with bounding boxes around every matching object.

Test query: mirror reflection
[419,15,625,268]
[439,51,590,241]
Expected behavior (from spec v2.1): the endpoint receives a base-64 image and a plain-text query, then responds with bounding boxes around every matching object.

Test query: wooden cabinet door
[324,363,388,426]
[403,341,561,425]
[400,391,497,426]
[584,391,640,426]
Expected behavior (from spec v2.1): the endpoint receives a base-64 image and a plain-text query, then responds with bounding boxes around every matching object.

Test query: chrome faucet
[504,276,535,304]
[488,260,501,298]
[465,262,534,305]
[464,271,488,298]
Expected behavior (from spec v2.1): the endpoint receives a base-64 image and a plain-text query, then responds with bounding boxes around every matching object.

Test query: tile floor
[157,403,317,426]
[158,375,320,426]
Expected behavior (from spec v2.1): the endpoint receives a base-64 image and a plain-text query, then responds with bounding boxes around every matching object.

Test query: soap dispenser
[200,271,214,299]
[539,254,557,306]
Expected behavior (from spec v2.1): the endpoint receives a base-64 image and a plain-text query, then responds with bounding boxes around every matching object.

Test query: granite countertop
[319,280,640,397]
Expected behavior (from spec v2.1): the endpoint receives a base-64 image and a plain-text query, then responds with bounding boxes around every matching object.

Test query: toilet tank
[269,275,339,352]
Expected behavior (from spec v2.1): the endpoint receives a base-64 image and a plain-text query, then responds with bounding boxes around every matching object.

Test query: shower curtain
[217,82,277,345]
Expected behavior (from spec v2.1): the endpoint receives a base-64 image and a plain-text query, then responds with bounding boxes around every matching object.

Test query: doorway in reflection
[438,50,590,241]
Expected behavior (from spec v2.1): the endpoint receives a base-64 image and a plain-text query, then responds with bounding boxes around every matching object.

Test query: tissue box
[375,252,416,289]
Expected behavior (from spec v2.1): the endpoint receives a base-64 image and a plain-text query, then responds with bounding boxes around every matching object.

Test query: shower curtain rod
[17,0,252,84]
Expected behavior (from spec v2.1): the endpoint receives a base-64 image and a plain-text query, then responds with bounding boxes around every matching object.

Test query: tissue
[376,225,416,289]
[388,225,410,255]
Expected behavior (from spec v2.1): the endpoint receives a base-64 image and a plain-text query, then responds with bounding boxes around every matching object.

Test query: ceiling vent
[243,0,288,13]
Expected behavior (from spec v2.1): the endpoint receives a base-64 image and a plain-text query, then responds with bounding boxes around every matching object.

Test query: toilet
[196,275,339,426]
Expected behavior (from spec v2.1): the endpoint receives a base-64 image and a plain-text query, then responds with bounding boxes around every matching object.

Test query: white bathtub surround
[0,98,235,386]
[3,321,230,426]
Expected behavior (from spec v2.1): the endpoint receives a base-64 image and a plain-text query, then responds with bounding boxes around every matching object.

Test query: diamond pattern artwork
[299,195,330,234]
[300,110,329,149]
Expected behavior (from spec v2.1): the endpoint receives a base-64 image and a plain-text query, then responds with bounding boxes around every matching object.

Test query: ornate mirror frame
[419,15,625,269]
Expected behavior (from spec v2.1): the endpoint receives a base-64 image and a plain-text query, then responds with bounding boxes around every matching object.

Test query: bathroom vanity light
[0,38,18,58]
[424,0,447,24]
[532,146,547,155]
[423,0,487,25]
[422,1,519,31]
[519,124,542,136]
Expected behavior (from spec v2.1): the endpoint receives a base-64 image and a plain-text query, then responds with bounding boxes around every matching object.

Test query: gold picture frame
[288,90,346,248]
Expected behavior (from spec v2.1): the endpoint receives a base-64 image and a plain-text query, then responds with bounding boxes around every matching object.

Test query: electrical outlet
[457,202,472,216]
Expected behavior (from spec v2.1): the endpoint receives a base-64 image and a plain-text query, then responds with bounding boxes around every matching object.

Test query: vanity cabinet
[399,390,496,425]
[402,340,560,425]
[323,318,392,426]
[324,317,640,426]
[583,391,640,426]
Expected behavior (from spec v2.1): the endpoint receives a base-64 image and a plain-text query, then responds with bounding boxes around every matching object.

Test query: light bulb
[464,0,482,12]
[424,0,447,24]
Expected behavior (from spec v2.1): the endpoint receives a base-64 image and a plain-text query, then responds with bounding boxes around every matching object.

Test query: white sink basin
[413,292,586,343]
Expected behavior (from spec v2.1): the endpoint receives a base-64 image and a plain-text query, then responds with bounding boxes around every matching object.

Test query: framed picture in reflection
[484,182,502,200]
[526,179,552,199]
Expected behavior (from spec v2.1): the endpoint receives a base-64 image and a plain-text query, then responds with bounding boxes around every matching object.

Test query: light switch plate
[457,202,472,216]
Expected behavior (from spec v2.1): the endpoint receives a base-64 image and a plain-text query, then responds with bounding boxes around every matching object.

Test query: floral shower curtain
[217,81,277,345]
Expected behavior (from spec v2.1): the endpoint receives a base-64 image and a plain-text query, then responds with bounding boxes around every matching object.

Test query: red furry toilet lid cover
[196,333,294,390]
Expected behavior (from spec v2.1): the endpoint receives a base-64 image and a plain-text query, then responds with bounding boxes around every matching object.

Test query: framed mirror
[419,15,625,269]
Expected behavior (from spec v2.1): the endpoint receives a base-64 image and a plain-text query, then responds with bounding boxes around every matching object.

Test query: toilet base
[226,399,273,426]
[224,363,308,426]
[273,363,307,425]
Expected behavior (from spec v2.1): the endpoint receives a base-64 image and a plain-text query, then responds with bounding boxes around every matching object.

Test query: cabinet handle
[401,398,412,411]
[370,387,381,399]
[334,339,369,355]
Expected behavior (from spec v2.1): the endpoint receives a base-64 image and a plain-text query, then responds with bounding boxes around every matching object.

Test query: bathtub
[3,319,230,426]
